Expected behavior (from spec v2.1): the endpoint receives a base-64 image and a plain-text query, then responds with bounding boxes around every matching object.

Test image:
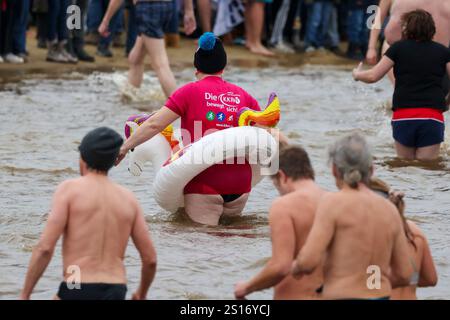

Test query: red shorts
[183,159,252,195]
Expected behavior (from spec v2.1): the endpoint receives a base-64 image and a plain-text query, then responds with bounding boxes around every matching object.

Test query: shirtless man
[385,0,450,47]
[292,132,413,299]
[20,127,157,300]
[234,146,326,300]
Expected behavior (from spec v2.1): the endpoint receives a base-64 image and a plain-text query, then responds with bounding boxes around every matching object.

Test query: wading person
[353,10,450,160]
[235,145,326,300]
[115,33,263,226]
[369,178,438,300]
[21,127,157,300]
[98,0,197,97]
[292,132,413,300]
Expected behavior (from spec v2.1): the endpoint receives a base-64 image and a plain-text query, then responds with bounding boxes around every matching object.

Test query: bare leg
[394,141,416,160]
[415,144,441,161]
[128,36,147,88]
[141,35,177,97]
[222,193,249,217]
[198,0,212,32]
[245,2,275,57]
[184,194,224,225]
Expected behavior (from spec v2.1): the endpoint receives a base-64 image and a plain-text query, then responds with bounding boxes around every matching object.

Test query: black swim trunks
[221,194,242,203]
[57,282,127,300]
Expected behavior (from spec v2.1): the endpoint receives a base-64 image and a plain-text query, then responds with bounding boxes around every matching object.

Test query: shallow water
[0,66,449,300]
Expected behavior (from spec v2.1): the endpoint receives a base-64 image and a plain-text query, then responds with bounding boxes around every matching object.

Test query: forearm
[21,247,54,299]
[137,263,156,298]
[246,263,289,295]
[103,0,124,23]
[354,69,378,84]
[183,0,194,13]
[123,120,163,151]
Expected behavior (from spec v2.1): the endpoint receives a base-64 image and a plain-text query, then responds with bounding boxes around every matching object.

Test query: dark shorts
[135,1,173,39]
[392,119,445,148]
[57,282,127,300]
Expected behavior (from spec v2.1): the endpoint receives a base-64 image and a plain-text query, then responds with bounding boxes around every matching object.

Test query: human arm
[98,0,124,37]
[353,56,394,84]
[183,0,197,36]
[292,195,335,277]
[389,210,414,288]
[234,201,296,299]
[115,106,180,165]
[131,199,157,300]
[20,182,71,299]
[366,0,391,65]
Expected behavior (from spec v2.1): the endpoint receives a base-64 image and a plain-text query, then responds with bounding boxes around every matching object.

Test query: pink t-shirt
[165,76,260,195]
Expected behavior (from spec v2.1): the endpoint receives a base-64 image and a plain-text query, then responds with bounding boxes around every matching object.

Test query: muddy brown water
[0,66,449,299]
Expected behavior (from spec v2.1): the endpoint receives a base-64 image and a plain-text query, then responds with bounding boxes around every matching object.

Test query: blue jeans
[47,0,70,42]
[347,9,369,46]
[11,0,30,54]
[87,0,124,47]
[304,1,334,48]
[126,0,137,54]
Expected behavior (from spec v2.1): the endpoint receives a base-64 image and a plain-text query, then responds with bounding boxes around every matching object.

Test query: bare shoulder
[406,220,427,241]
[113,182,139,205]
[54,178,83,196]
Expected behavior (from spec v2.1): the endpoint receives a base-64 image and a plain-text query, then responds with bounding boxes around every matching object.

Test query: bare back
[62,175,138,284]
[273,187,326,299]
[386,0,450,47]
[320,187,403,299]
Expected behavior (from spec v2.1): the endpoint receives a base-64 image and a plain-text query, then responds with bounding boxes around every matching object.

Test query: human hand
[115,145,129,166]
[234,281,248,300]
[184,10,197,36]
[98,19,110,38]
[352,62,364,81]
[365,48,378,65]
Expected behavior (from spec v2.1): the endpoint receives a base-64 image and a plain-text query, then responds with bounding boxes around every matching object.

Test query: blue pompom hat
[194,32,227,74]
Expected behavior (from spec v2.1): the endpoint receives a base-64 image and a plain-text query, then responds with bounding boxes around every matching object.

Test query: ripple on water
[0,67,449,299]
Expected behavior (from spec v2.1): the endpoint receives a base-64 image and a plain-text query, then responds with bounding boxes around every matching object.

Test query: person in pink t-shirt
[116,32,263,225]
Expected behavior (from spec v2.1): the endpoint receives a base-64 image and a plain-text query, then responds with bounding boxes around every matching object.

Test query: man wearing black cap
[116,33,264,226]
[21,127,157,300]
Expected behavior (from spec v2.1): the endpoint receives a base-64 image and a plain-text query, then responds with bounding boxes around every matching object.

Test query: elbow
[142,255,157,269]
[296,255,319,275]
[419,274,438,288]
[271,262,291,280]
[145,119,165,133]
[35,243,54,257]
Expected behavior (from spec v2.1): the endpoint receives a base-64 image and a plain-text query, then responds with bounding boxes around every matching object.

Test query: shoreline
[0,28,356,84]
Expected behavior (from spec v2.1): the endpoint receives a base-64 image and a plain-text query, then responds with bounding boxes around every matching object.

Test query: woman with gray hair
[292,131,413,300]
[328,131,373,189]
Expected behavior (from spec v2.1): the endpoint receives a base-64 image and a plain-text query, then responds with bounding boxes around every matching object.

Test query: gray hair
[328,132,373,189]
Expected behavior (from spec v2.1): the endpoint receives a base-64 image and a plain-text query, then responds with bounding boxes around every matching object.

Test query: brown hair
[401,9,436,42]
[273,145,315,181]
[369,178,416,250]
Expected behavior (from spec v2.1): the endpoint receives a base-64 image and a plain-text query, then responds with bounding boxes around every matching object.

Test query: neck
[291,179,317,192]
[197,73,222,80]
[84,170,108,177]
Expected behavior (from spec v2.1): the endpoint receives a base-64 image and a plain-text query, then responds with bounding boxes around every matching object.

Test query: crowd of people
[1,0,396,65]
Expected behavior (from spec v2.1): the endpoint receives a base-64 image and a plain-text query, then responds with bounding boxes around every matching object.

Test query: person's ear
[332,163,339,179]
[369,165,374,179]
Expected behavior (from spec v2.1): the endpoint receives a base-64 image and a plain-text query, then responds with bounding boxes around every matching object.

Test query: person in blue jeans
[47,0,78,63]
[87,0,124,57]
[346,0,378,60]
[1,0,29,63]
[303,0,334,52]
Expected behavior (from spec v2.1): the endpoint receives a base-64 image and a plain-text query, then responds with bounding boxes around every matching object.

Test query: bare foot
[246,43,276,57]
